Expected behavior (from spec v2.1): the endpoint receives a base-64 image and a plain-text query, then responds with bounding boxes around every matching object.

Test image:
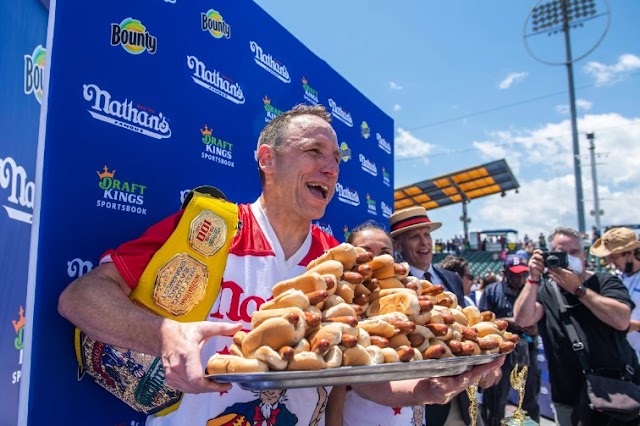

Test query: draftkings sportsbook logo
[359,154,378,177]
[313,221,334,237]
[83,84,171,139]
[110,18,157,54]
[11,306,25,384]
[250,41,291,83]
[200,125,235,168]
[377,132,392,155]
[96,166,147,215]
[201,9,231,39]
[301,77,319,105]
[339,142,352,162]
[366,194,377,215]
[336,182,360,207]
[187,55,245,104]
[382,166,391,187]
[0,156,34,224]
[381,201,392,219]
[328,99,353,127]
[24,45,46,104]
[263,96,284,123]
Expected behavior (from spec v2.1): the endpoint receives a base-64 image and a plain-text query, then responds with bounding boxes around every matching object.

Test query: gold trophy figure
[501,364,539,426]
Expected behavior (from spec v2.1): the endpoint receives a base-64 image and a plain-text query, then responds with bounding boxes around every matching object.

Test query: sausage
[342,271,364,284]
[369,335,390,348]
[325,316,359,327]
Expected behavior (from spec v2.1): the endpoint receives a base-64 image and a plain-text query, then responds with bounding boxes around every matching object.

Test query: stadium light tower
[523,0,610,233]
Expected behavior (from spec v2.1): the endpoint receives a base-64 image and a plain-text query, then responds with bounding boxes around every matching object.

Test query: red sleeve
[102,211,184,289]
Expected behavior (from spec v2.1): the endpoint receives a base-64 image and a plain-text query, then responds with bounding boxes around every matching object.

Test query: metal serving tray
[205,353,499,390]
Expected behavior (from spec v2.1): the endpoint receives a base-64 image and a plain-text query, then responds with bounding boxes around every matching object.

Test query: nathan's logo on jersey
[336,183,360,206]
[11,306,25,384]
[376,132,392,155]
[110,18,157,55]
[339,142,352,162]
[200,125,235,168]
[96,166,148,215]
[187,55,245,104]
[366,194,377,215]
[24,45,45,104]
[328,99,353,127]
[201,9,231,39]
[67,258,94,278]
[83,84,171,140]
[359,154,378,176]
[301,77,319,104]
[250,41,291,83]
[361,121,371,139]
[313,221,334,237]
[0,156,34,224]
[263,96,284,123]
[382,166,391,187]
[381,201,392,219]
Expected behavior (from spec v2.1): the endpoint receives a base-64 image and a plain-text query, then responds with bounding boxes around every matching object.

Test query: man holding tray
[59,104,503,425]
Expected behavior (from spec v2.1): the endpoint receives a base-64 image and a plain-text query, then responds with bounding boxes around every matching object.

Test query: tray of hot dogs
[204,244,517,390]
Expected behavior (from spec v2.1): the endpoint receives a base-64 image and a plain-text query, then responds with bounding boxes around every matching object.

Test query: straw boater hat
[590,227,640,257]
[389,206,442,238]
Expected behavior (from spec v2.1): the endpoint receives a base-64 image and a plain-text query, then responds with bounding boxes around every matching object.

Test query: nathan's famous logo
[187,55,245,104]
[250,41,291,83]
[359,154,378,177]
[263,96,284,123]
[339,142,352,162]
[0,156,34,224]
[366,193,377,215]
[24,45,46,104]
[313,221,334,237]
[96,166,148,215]
[381,201,392,219]
[12,306,25,384]
[201,9,231,39]
[110,18,157,55]
[360,121,371,139]
[376,132,392,155]
[382,166,391,187]
[200,125,235,168]
[67,258,94,278]
[336,182,360,206]
[83,83,171,140]
[301,77,319,104]
[328,99,353,127]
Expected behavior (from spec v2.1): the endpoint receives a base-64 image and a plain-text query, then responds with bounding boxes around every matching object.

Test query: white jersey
[343,390,423,426]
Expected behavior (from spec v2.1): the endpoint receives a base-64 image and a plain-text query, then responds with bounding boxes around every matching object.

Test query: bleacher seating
[433,251,504,277]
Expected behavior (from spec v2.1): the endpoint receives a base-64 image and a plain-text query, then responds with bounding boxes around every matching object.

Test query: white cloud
[393,104,402,112]
[395,128,435,160]
[583,54,640,86]
[389,81,403,90]
[498,72,528,90]
[554,98,593,115]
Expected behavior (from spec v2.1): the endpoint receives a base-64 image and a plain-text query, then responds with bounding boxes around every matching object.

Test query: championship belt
[74,188,238,415]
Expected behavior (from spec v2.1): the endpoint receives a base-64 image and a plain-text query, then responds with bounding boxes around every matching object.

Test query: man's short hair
[439,255,469,279]
[257,104,332,183]
[549,226,584,248]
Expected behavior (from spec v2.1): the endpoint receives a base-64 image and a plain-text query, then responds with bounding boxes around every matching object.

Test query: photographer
[513,227,640,426]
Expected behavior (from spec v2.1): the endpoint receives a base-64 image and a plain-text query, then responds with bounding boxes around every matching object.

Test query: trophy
[501,364,539,426]
[466,384,480,426]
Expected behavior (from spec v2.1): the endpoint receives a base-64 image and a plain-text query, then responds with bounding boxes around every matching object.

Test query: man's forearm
[514,282,538,327]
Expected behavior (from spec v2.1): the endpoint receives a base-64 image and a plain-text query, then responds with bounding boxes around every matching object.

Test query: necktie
[423,271,432,282]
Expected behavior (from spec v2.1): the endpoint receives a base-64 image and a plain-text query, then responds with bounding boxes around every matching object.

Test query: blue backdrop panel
[0,1,47,425]
[23,0,393,424]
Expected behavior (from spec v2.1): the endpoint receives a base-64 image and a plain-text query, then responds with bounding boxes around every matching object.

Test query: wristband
[526,278,540,285]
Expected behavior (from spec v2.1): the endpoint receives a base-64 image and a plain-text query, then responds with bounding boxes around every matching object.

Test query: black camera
[543,251,569,269]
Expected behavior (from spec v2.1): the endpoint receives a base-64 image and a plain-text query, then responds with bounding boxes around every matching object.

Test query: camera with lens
[542,251,569,269]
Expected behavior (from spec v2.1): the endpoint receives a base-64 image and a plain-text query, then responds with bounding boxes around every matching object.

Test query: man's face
[394,227,433,271]
[261,114,340,222]
[606,251,631,271]
[551,232,585,263]
[504,270,527,290]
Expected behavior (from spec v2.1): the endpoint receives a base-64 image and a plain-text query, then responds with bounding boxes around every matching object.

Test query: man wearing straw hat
[591,227,640,359]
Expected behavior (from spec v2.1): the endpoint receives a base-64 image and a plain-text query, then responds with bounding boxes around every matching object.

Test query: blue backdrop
[19,0,393,424]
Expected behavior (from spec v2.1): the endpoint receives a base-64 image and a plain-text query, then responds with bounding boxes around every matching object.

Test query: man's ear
[393,238,403,253]
[257,144,276,175]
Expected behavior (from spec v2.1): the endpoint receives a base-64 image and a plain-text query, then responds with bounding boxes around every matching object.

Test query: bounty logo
[110,18,157,55]
[96,166,148,215]
[83,83,171,139]
[339,142,352,162]
[376,132,392,155]
[201,9,231,39]
[336,182,360,207]
[24,45,46,104]
[366,194,377,215]
[328,99,353,127]
[187,55,245,104]
[11,306,25,384]
[359,154,378,176]
[382,166,391,187]
[313,221,334,237]
[250,41,291,83]
[0,156,34,224]
[263,96,284,123]
[360,121,371,139]
[381,201,392,219]
[200,125,235,168]
[301,77,319,104]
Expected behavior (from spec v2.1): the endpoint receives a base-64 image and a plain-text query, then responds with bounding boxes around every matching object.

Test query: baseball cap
[504,254,528,274]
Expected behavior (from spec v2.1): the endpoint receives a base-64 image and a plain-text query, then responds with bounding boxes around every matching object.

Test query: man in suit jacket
[390,206,471,426]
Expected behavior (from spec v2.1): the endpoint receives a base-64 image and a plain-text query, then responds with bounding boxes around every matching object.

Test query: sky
[253,0,640,244]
